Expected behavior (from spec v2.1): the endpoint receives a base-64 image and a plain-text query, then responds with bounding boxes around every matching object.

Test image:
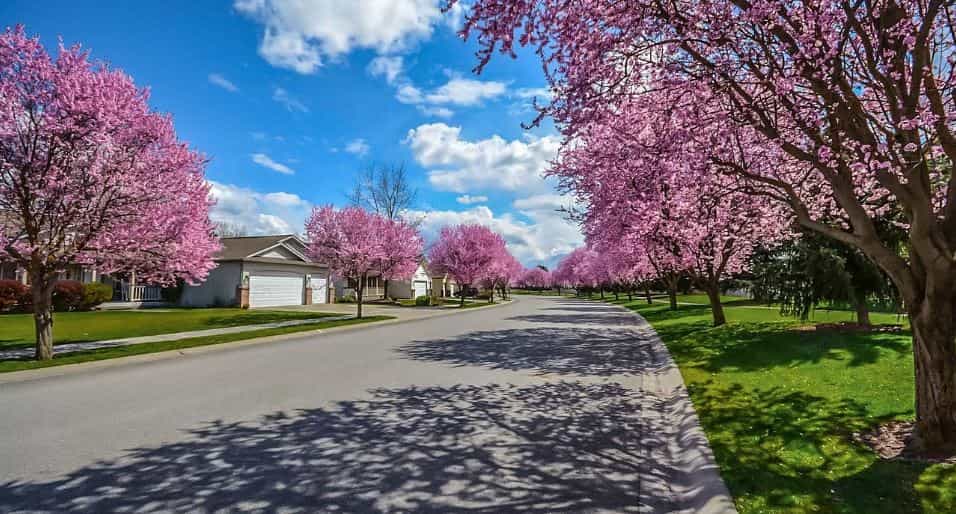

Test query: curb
[596,299,738,514]
[0,298,517,385]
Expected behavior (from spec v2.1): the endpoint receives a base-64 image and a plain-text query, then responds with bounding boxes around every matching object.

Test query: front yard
[0,308,393,374]
[0,308,338,351]
[611,295,955,514]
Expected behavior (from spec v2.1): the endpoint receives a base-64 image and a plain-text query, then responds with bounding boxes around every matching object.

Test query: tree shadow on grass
[397,326,672,377]
[0,382,697,513]
[687,382,955,513]
[658,321,912,371]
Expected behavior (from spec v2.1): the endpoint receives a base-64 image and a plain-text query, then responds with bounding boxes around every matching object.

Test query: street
[0,296,733,513]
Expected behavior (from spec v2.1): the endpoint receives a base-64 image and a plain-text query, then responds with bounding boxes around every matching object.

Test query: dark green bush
[81,282,113,310]
[414,295,432,306]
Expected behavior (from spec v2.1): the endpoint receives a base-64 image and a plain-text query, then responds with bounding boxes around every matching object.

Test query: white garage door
[312,277,328,304]
[413,280,428,298]
[249,273,303,308]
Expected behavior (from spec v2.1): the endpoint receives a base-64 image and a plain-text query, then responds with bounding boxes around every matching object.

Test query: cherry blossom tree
[0,27,219,360]
[377,218,424,300]
[429,224,508,307]
[306,206,413,318]
[459,0,956,448]
[483,249,522,301]
[519,267,552,291]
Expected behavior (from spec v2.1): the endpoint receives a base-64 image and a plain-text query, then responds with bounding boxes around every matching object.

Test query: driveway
[0,296,734,513]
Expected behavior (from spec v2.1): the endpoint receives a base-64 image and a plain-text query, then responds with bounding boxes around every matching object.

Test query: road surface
[0,296,734,513]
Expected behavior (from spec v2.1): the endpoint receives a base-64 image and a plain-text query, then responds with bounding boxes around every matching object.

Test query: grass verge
[609,295,954,514]
[0,308,342,351]
[0,316,393,374]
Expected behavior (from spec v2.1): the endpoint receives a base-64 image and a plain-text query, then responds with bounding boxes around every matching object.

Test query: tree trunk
[645,286,653,304]
[855,298,871,327]
[383,279,390,301]
[356,276,365,319]
[32,276,55,361]
[908,301,956,450]
[461,285,467,308]
[600,289,605,299]
[614,291,619,300]
[705,283,727,327]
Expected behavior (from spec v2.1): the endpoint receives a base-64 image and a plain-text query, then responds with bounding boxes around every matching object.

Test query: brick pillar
[431,277,443,301]
[304,287,313,305]
[236,286,250,309]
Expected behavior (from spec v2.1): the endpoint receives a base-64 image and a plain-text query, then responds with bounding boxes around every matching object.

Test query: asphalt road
[0,296,734,513]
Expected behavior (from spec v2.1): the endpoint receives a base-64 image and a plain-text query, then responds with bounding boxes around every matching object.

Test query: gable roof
[216,235,318,265]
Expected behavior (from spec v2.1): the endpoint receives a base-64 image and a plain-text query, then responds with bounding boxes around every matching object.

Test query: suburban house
[337,261,458,302]
[181,235,331,308]
[1,261,166,307]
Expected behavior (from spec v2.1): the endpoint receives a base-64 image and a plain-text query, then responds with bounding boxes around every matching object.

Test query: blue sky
[2,0,582,267]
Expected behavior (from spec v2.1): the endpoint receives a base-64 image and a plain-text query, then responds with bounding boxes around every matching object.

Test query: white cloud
[272,87,309,113]
[344,138,370,157]
[456,194,489,205]
[514,87,551,100]
[208,181,312,235]
[367,56,405,85]
[424,77,507,106]
[251,153,295,175]
[417,105,454,118]
[208,73,239,92]
[405,122,562,193]
[235,0,445,74]
[409,204,582,267]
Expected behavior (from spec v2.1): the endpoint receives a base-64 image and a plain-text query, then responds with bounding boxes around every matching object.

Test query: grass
[0,308,340,351]
[607,294,954,514]
[0,315,393,374]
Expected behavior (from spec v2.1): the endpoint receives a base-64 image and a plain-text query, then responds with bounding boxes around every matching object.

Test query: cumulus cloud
[423,77,507,106]
[405,123,562,193]
[235,0,444,74]
[514,87,551,100]
[272,87,309,113]
[456,194,489,205]
[367,56,405,85]
[251,153,295,175]
[208,181,312,235]
[344,138,370,157]
[208,73,239,92]
[409,204,582,267]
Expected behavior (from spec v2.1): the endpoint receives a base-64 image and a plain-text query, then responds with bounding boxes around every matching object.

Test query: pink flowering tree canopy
[519,267,552,290]
[0,26,219,360]
[458,0,956,446]
[306,205,421,318]
[428,224,508,306]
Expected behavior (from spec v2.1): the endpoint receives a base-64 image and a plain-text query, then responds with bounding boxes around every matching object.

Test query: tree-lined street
[0,296,732,513]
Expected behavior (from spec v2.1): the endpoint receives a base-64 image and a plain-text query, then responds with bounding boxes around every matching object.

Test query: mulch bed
[793,322,904,333]
[853,421,956,463]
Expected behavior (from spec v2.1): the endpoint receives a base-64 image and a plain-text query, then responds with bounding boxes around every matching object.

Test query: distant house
[181,235,331,308]
[1,260,167,308]
[334,261,459,302]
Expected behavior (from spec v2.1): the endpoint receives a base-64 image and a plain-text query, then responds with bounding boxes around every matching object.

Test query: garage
[249,272,304,308]
[413,280,429,298]
[312,276,328,304]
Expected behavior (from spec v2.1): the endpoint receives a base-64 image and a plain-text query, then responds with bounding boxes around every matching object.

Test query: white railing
[122,285,163,302]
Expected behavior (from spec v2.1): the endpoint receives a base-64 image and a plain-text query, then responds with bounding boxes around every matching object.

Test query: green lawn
[608,295,954,514]
[0,308,341,351]
[0,315,393,374]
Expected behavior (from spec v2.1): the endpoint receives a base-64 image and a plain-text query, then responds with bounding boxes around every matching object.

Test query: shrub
[52,280,85,311]
[338,292,356,304]
[80,282,113,311]
[476,290,493,301]
[414,295,432,306]
[0,279,27,312]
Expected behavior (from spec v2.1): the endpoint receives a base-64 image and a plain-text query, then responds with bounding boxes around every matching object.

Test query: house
[336,261,460,302]
[181,235,331,308]
[1,260,166,308]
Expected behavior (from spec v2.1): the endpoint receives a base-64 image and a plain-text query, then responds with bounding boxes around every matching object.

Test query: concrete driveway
[0,296,734,513]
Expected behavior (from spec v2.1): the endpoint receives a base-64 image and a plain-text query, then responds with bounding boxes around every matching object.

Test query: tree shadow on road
[0,382,705,513]
[397,326,672,377]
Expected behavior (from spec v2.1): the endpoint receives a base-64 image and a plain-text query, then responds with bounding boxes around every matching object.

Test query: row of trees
[459,0,956,449]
